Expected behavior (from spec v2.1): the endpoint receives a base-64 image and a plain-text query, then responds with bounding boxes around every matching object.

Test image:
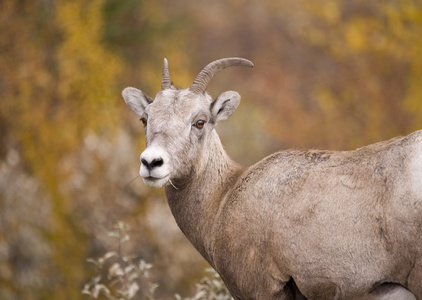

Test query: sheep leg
[368,283,416,300]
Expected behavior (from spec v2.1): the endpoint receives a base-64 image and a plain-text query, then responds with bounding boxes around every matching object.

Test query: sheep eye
[194,120,206,129]
[140,118,147,127]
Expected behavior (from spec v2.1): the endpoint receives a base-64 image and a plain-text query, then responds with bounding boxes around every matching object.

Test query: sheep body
[166,129,421,299]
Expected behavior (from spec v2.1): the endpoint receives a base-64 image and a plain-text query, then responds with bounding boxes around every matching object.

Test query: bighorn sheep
[122,58,421,299]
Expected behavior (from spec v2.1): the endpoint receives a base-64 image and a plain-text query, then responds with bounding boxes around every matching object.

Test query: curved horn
[161,58,171,90]
[190,57,254,94]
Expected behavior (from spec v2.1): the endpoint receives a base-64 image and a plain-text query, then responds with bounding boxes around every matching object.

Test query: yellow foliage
[387,1,422,126]
[57,0,122,132]
[2,0,422,298]
[302,0,340,25]
[0,0,123,298]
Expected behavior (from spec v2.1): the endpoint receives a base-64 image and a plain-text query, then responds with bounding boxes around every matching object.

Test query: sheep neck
[165,130,243,266]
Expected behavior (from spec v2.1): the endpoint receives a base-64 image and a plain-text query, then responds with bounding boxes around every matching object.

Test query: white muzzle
[139,146,171,188]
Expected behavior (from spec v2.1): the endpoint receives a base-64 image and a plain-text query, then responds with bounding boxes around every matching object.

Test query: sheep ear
[210,91,241,123]
[122,87,154,116]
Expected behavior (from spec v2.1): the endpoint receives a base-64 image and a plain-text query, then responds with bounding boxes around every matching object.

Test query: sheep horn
[190,57,254,94]
[161,58,171,90]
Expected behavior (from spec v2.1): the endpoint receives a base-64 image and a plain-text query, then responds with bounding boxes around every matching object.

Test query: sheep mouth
[142,174,170,188]
[145,176,161,181]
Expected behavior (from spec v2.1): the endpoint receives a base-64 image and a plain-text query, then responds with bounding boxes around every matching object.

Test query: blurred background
[1,0,422,299]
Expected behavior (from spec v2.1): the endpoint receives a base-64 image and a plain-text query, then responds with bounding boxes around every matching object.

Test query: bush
[82,222,233,300]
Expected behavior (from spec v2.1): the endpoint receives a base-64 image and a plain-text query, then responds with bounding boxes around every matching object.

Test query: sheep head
[122,57,253,188]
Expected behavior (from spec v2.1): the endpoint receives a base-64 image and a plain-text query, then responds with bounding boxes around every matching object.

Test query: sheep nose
[141,157,164,171]
[139,146,169,179]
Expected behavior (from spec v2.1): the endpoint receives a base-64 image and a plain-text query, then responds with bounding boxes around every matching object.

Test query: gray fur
[122,58,421,299]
